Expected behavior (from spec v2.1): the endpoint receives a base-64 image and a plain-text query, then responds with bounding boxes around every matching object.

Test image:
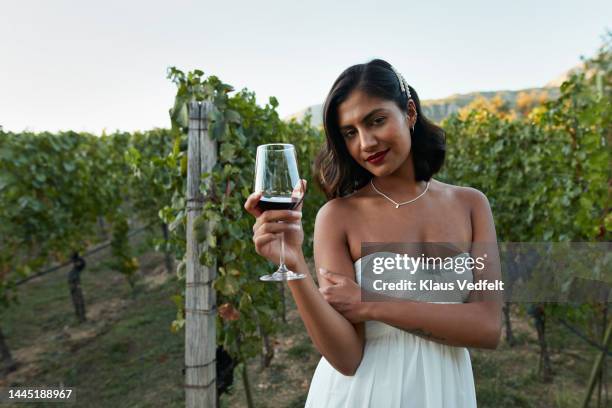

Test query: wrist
[286,254,315,289]
[286,252,307,273]
[363,301,379,321]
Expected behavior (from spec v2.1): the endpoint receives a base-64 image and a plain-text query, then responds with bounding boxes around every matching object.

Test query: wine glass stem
[280,231,285,266]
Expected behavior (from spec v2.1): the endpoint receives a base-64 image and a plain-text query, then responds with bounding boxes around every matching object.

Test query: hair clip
[390,66,411,99]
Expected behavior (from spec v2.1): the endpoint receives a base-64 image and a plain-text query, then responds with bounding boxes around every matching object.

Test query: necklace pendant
[395,204,400,209]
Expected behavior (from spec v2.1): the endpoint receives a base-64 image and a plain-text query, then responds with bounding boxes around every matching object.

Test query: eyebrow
[339,108,388,131]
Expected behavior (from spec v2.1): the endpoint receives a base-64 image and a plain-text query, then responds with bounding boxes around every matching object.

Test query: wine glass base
[260,270,306,281]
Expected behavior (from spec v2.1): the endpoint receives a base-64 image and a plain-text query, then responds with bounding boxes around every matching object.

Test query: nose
[358,128,379,152]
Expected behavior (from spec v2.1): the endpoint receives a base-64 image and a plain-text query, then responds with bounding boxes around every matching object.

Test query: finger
[319,287,334,303]
[258,221,301,235]
[293,179,307,212]
[318,268,343,284]
[292,178,307,196]
[260,209,302,223]
[253,210,301,233]
[319,285,338,295]
[244,191,264,218]
[317,268,333,283]
[253,232,282,248]
[334,303,349,312]
[318,273,334,286]
[317,271,339,289]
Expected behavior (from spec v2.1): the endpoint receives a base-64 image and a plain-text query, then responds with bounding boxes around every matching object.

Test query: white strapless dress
[304,252,478,408]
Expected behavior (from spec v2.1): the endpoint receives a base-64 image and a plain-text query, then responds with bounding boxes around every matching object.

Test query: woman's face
[337,89,416,177]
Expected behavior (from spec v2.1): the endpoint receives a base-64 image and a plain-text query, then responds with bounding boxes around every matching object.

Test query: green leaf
[199,251,214,267]
[605,212,612,232]
[214,275,239,295]
[180,155,188,176]
[194,215,207,242]
[207,234,216,248]
[225,109,241,124]
[219,143,236,162]
[170,294,184,308]
[211,120,226,140]
[239,293,252,310]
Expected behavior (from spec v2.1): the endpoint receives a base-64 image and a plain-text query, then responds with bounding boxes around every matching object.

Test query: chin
[368,167,392,177]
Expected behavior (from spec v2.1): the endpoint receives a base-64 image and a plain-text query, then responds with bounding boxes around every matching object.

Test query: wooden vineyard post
[67,252,87,323]
[581,320,612,408]
[185,100,217,408]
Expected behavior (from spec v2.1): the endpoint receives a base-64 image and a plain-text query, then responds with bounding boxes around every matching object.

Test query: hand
[318,268,369,324]
[244,179,307,270]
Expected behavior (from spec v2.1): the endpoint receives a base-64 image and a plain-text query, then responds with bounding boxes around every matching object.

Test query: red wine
[257,196,300,212]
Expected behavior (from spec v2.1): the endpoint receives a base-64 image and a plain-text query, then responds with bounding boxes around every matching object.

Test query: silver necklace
[370,179,430,208]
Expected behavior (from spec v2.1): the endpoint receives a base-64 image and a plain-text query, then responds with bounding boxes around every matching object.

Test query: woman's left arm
[320,188,503,349]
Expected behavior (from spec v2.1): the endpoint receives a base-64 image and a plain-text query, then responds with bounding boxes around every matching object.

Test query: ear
[407,99,417,127]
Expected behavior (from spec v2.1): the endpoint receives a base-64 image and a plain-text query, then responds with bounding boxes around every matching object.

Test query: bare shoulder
[433,179,491,211]
[316,196,349,221]
[315,187,365,219]
[442,181,496,235]
[314,197,350,240]
[314,197,357,281]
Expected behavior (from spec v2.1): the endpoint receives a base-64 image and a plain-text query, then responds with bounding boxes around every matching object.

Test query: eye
[372,116,386,125]
[343,129,356,139]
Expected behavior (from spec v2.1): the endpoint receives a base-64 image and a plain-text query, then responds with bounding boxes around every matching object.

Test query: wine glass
[254,143,305,281]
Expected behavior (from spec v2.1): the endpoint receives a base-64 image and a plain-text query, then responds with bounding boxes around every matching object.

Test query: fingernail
[319,268,326,274]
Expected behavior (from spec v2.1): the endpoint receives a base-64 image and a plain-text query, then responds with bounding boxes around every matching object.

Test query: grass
[0,232,185,408]
[0,238,609,407]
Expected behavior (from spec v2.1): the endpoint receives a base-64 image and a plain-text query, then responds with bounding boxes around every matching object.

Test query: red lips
[366,149,390,162]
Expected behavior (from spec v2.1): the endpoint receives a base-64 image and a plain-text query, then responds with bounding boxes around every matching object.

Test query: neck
[370,155,428,199]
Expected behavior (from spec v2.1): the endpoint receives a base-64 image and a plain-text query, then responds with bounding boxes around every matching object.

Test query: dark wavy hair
[312,59,446,200]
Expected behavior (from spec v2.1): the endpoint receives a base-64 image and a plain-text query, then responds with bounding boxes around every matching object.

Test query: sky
[0,0,610,134]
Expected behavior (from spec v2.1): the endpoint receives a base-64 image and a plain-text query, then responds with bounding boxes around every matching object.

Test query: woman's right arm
[245,191,364,376]
[286,200,365,376]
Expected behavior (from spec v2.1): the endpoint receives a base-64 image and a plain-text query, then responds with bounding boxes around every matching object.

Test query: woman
[244,59,502,407]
